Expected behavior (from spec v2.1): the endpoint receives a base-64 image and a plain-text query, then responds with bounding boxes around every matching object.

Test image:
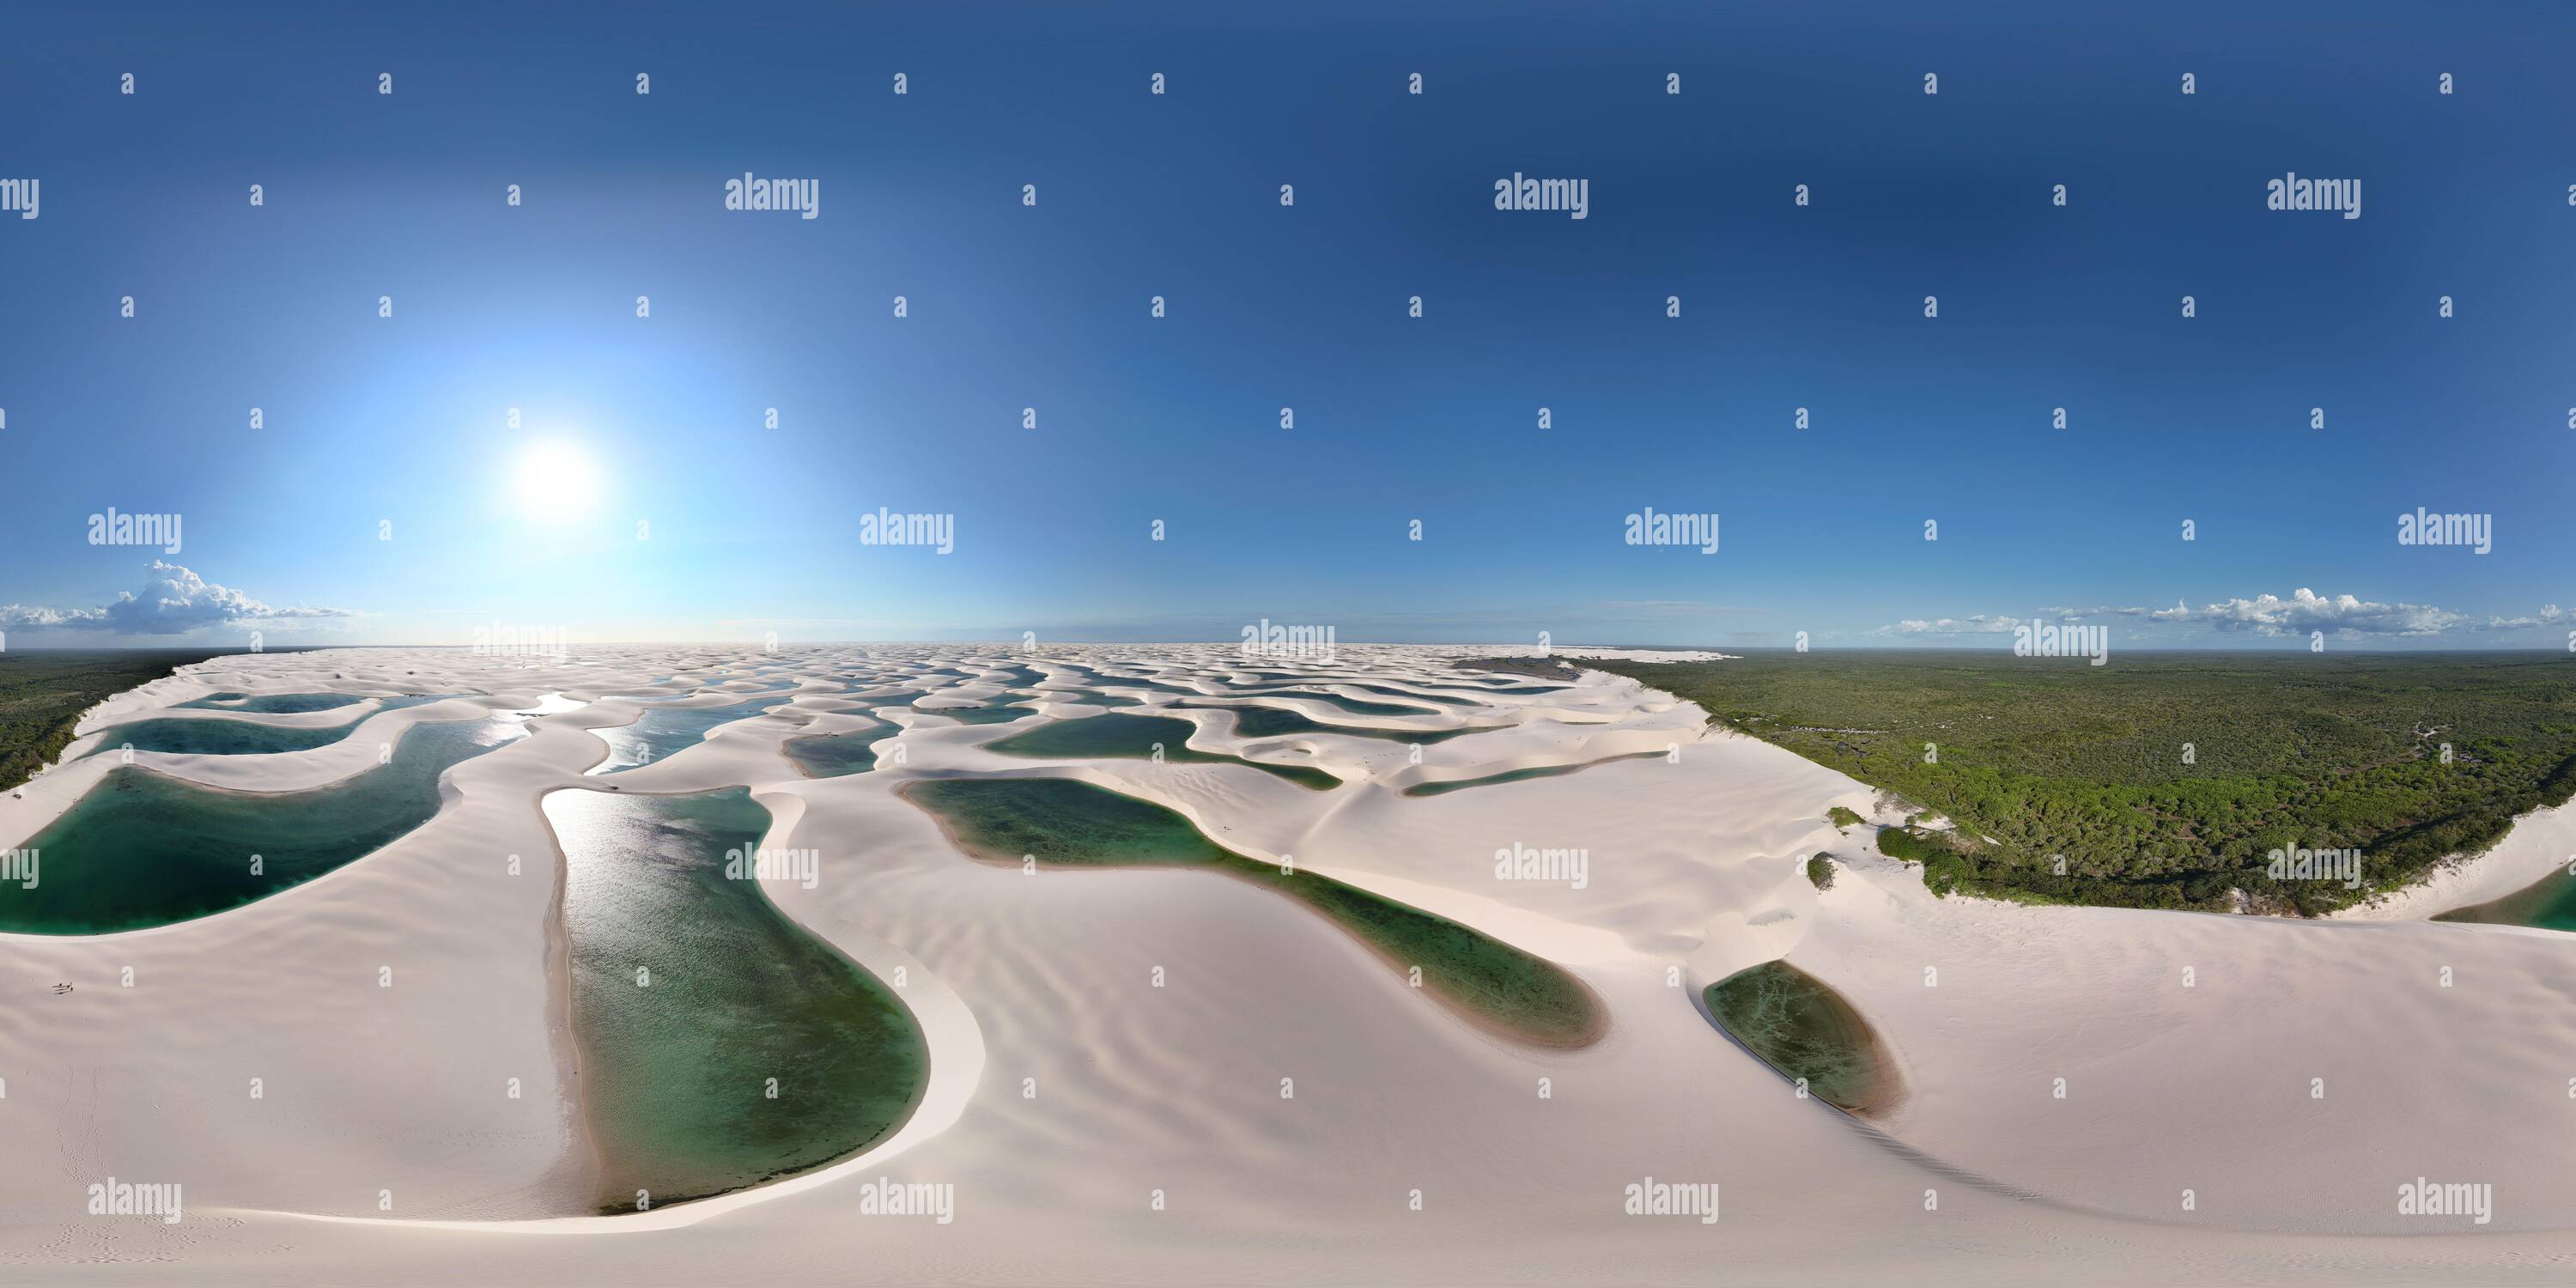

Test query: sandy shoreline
[5,643,2576,1283]
[2329,798,2576,922]
[532,787,605,1216]
[890,776,1611,1052]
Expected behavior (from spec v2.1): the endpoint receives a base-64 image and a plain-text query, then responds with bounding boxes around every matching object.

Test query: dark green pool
[902,777,1596,1046]
[781,722,903,778]
[177,691,370,714]
[1187,704,1504,745]
[914,691,1039,726]
[986,714,1338,790]
[2438,862,2576,932]
[1403,751,1666,798]
[86,695,455,757]
[590,698,784,775]
[1703,960,1897,1115]
[0,715,527,934]
[1230,689,1449,718]
[551,787,928,1212]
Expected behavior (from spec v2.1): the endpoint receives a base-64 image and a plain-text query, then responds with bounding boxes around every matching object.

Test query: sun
[510,440,603,523]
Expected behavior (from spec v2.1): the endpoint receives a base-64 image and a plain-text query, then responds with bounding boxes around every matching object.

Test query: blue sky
[1,0,2568,649]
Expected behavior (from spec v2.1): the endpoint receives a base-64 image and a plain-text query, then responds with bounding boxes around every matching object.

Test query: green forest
[0,650,234,793]
[1590,651,2576,914]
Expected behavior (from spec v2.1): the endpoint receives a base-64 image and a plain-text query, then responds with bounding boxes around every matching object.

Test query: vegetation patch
[1593,651,2576,914]
[0,650,236,793]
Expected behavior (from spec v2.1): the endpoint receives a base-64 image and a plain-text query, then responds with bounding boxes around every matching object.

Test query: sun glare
[511,440,603,523]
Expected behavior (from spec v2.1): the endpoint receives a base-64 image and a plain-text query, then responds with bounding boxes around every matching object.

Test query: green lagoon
[781,722,903,779]
[86,695,454,757]
[1187,704,1504,745]
[178,691,369,714]
[987,714,1338,790]
[1231,689,1446,718]
[853,689,928,708]
[590,698,783,775]
[1332,682,1479,707]
[902,777,1597,1046]
[1,715,527,934]
[1403,750,1665,797]
[1703,960,1898,1115]
[2438,863,2576,932]
[551,787,927,1211]
[914,692,1039,726]
[1030,689,1145,708]
[1079,673,1206,696]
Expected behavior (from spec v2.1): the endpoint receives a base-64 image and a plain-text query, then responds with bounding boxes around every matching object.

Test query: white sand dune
[0,643,2570,1283]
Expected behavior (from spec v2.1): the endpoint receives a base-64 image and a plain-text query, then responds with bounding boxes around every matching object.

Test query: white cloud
[2143,588,2470,636]
[1882,589,2556,641]
[1885,614,2026,636]
[0,562,354,636]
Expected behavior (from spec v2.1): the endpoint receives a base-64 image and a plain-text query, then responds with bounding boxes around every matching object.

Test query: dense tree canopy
[1593,651,2576,914]
[0,650,234,793]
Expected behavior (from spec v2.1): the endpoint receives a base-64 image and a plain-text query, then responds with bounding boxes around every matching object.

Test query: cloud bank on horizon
[1,566,2566,648]
[0,562,354,637]
[1886,590,2567,641]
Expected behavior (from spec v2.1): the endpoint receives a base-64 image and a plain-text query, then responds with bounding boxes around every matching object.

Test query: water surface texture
[589,698,783,775]
[1703,960,1899,1115]
[781,723,903,779]
[87,696,453,757]
[550,787,928,1212]
[2437,865,2576,932]
[1,715,526,934]
[1187,704,1504,745]
[176,691,370,714]
[1404,751,1666,798]
[1240,677,1480,707]
[1078,674,1206,696]
[1031,689,1145,709]
[987,714,1338,790]
[1230,689,1448,718]
[851,689,928,708]
[914,690,1042,725]
[903,777,1596,1045]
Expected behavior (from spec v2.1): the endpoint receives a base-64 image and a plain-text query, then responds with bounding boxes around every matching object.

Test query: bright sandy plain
[1,643,2572,1285]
